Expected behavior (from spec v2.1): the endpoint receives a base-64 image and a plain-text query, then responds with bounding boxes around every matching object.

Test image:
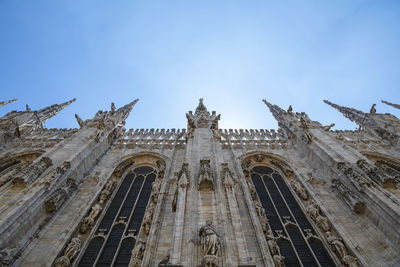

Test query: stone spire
[262,99,287,123]
[32,98,76,126]
[186,98,220,139]
[114,98,139,122]
[381,100,400,110]
[0,99,17,108]
[323,100,374,127]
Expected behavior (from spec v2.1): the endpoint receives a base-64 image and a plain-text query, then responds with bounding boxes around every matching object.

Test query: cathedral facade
[0,97,399,267]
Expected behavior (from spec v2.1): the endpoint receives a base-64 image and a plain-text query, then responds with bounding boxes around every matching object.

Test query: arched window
[78,166,156,267]
[249,165,335,267]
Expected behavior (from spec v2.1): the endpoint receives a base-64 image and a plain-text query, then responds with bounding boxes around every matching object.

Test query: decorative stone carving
[316,216,330,232]
[332,179,366,214]
[306,201,321,221]
[80,203,102,234]
[221,163,236,188]
[45,179,77,213]
[306,173,326,185]
[99,181,114,204]
[248,182,258,200]
[13,157,52,186]
[54,237,81,267]
[326,231,346,258]
[142,208,154,235]
[199,220,220,256]
[201,255,218,267]
[254,200,266,218]
[337,162,370,192]
[266,234,280,256]
[322,123,335,131]
[150,179,161,204]
[130,241,146,267]
[74,114,85,128]
[273,255,285,267]
[0,247,17,266]
[198,160,214,190]
[158,252,170,266]
[357,159,394,187]
[291,179,308,200]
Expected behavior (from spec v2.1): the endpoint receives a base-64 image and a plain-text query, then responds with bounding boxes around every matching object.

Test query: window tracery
[247,164,336,266]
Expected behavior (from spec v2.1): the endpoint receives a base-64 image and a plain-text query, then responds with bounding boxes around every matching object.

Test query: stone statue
[199,220,220,256]
[131,241,146,267]
[316,215,330,232]
[80,204,102,234]
[111,102,116,114]
[55,237,81,267]
[150,179,161,204]
[99,181,114,204]
[369,104,376,114]
[254,200,266,218]
[273,254,285,267]
[158,252,170,266]
[326,231,348,260]
[142,208,154,235]
[291,179,308,200]
[198,160,214,190]
[306,201,320,220]
[266,234,280,256]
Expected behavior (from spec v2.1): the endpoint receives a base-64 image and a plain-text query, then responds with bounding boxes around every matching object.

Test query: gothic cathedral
[0,98,399,267]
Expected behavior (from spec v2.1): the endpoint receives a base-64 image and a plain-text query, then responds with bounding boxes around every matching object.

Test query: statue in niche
[150,179,161,204]
[198,160,214,190]
[199,220,220,256]
[142,208,154,235]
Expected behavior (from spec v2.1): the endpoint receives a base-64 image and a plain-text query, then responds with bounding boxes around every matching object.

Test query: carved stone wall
[0,98,399,267]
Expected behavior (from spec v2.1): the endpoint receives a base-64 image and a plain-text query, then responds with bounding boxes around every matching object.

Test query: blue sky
[1,1,399,130]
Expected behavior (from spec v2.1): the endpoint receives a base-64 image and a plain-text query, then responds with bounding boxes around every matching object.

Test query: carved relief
[45,179,77,213]
[220,163,237,188]
[13,157,52,186]
[198,160,214,190]
[326,232,358,266]
[357,159,396,188]
[337,162,370,192]
[0,247,17,266]
[332,179,366,215]
[54,237,81,267]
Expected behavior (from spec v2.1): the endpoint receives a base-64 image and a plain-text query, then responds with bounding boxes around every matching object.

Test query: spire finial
[262,99,287,122]
[0,99,18,108]
[382,100,400,110]
[323,100,369,126]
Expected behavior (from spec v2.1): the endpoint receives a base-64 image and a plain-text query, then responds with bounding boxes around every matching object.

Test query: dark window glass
[134,166,154,175]
[98,174,134,231]
[249,165,335,266]
[309,238,336,267]
[114,237,136,267]
[78,166,157,267]
[128,173,155,232]
[96,224,125,267]
[277,239,301,267]
[78,237,104,267]
[118,176,144,218]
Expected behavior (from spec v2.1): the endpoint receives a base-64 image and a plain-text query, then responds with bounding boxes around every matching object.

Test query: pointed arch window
[77,166,156,267]
[249,166,336,267]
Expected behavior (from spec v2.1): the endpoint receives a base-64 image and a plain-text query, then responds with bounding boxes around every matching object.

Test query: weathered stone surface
[0,98,399,267]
